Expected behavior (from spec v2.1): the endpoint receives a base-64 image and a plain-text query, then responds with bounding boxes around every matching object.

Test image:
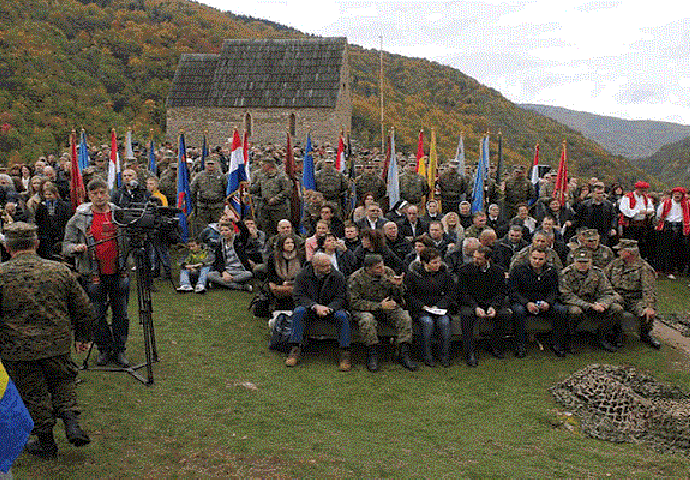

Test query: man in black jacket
[383,221,412,262]
[574,181,618,245]
[286,253,351,371]
[508,247,568,357]
[493,225,529,274]
[208,217,253,291]
[457,246,510,366]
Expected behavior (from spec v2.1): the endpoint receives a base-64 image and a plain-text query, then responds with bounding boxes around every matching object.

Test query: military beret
[613,239,638,250]
[572,247,592,261]
[363,254,383,268]
[583,229,600,240]
[4,222,37,240]
[672,187,687,194]
[634,181,650,189]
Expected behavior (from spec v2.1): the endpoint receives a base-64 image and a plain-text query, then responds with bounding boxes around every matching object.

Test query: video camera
[112,198,180,232]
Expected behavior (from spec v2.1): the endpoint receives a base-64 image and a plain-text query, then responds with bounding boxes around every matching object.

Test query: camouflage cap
[613,239,638,250]
[4,222,37,240]
[363,253,383,268]
[583,229,600,240]
[572,247,593,261]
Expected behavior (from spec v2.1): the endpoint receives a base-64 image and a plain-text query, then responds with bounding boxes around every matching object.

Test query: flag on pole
[472,133,489,213]
[78,129,89,172]
[286,133,301,228]
[496,130,503,184]
[227,128,247,215]
[454,132,465,175]
[387,128,400,210]
[302,132,316,191]
[124,129,134,160]
[416,129,426,176]
[0,360,34,474]
[200,131,209,171]
[528,144,540,206]
[346,131,355,178]
[381,133,391,182]
[177,132,192,242]
[428,128,438,199]
[107,129,120,191]
[336,132,346,174]
[243,130,251,184]
[555,141,569,206]
[148,139,156,174]
[69,130,85,212]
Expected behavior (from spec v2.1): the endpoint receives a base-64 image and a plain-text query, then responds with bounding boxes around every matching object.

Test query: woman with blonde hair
[441,211,464,244]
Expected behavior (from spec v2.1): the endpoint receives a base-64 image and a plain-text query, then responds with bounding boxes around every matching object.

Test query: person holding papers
[405,247,455,367]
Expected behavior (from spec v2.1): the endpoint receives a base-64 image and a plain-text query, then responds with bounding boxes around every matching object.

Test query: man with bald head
[399,204,429,241]
[110,168,146,207]
[383,221,412,261]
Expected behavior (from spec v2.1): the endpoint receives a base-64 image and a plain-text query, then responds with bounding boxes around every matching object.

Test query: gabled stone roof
[167,37,346,109]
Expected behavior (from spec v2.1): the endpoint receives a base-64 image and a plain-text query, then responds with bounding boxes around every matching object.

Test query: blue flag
[177,133,192,242]
[148,139,156,174]
[302,133,315,191]
[78,130,89,172]
[0,362,34,473]
[471,134,489,213]
[200,134,209,171]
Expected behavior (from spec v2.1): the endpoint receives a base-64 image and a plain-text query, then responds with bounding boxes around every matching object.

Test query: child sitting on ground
[177,238,215,294]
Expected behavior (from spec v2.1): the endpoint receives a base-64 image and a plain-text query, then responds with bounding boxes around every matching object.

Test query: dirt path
[654,321,690,357]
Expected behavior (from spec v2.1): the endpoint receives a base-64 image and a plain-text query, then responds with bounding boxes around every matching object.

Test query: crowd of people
[0,139,681,463]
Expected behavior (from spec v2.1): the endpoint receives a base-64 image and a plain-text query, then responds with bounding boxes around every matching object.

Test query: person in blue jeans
[405,247,455,367]
[177,238,214,294]
[285,253,351,371]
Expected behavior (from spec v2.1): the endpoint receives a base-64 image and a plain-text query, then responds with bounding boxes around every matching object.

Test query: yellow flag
[428,128,438,199]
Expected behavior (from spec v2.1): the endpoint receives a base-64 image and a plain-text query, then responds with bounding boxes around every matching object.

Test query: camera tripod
[82,231,159,385]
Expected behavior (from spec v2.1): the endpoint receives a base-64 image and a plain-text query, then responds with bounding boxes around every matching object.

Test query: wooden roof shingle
[167,37,346,109]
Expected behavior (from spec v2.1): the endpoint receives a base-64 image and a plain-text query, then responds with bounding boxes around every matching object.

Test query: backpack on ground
[269,311,293,352]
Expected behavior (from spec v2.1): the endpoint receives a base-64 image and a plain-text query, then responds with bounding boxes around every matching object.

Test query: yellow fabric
[0,361,8,398]
[152,190,168,206]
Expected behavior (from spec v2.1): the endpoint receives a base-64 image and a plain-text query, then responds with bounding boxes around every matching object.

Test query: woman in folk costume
[655,187,690,278]
[619,181,655,260]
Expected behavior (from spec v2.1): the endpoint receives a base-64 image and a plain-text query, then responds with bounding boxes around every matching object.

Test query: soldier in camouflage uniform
[0,223,93,458]
[314,157,349,216]
[560,247,624,352]
[605,239,661,349]
[354,164,387,205]
[347,254,417,372]
[190,156,227,236]
[509,230,563,272]
[566,229,614,269]
[158,161,178,204]
[437,161,469,213]
[399,162,430,209]
[504,166,534,219]
[250,157,291,235]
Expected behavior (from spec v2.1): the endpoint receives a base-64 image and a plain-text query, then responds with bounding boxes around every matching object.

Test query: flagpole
[380,35,384,157]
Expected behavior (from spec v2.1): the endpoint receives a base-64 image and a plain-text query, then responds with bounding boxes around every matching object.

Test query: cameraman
[111,169,146,207]
[63,179,132,367]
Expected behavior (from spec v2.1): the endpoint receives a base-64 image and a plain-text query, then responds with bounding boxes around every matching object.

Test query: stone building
[166,37,352,149]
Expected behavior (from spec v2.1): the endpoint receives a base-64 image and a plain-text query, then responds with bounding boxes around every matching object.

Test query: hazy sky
[204,0,690,125]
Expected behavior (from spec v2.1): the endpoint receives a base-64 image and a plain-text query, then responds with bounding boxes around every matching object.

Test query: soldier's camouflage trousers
[355,308,413,346]
[3,354,79,434]
[568,303,623,333]
[621,297,655,334]
[194,205,225,236]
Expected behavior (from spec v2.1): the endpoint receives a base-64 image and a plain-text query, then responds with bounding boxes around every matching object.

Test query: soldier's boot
[597,330,618,352]
[96,349,111,367]
[366,346,379,372]
[641,333,661,349]
[399,343,418,372]
[62,412,90,447]
[26,431,58,458]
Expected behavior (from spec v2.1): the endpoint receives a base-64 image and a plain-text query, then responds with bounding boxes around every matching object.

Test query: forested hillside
[0,0,653,184]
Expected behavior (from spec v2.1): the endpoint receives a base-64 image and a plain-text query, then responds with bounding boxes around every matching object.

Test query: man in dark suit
[398,205,429,241]
[356,203,386,231]
[575,181,618,245]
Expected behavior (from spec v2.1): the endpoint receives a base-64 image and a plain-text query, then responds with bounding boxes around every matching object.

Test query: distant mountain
[520,104,690,159]
[0,0,654,185]
[634,136,690,186]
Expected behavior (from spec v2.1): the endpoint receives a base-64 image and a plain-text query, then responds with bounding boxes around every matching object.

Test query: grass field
[12,277,690,477]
